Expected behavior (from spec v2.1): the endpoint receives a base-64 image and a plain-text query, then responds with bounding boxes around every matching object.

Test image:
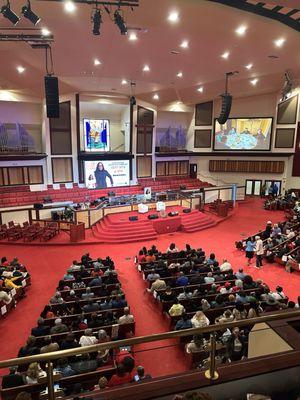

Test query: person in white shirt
[204,272,215,284]
[191,311,210,328]
[79,329,98,347]
[166,243,179,253]
[255,236,264,269]
[271,286,286,301]
[118,307,134,324]
[220,259,232,272]
[0,290,12,304]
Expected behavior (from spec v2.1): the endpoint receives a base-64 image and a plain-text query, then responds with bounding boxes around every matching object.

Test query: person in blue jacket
[245,236,256,266]
[94,162,113,189]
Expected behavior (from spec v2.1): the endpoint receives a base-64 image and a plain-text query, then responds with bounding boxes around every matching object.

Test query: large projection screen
[213,118,273,151]
[84,160,130,189]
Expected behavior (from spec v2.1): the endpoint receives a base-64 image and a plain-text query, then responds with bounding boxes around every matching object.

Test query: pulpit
[70,222,85,242]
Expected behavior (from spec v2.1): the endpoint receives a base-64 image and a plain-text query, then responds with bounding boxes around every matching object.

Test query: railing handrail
[1,310,299,368]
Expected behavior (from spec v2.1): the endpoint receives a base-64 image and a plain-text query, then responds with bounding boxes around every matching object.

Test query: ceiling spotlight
[250,78,258,86]
[274,37,285,47]
[16,66,25,74]
[41,28,50,36]
[177,71,183,78]
[1,1,20,25]
[129,32,137,41]
[168,11,179,23]
[245,63,253,70]
[114,8,127,35]
[64,1,76,13]
[94,58,101,66]
[180,40,188,48]
[153,94,159,100]
[235,25,247,35]
[221,51,230,59]
[92,8,102,36]
[121,79,128,85]
[197,86,203,92]
[143,64,150,72]
[21,0,41,25]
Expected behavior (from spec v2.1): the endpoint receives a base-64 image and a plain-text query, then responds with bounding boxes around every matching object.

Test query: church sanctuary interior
[1,0,300,399]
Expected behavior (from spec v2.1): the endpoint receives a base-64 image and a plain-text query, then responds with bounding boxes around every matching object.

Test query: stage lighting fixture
[22,1,41,25]
[92,8,102,35]
[114,8,127,35]
[1,1,20,25]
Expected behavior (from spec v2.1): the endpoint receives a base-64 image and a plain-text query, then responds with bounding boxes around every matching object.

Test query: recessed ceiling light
[180,40,189,48]
[64,1,76,12]
[235,25,247,36]
[197,86,203,92]
[143,64,150,72]
[121,79,128,85]
[94,59,101,66]
[168,11,179,23]
[129,32,137,41]
[177,71,183,78]
[250,78,258,86]
[274,37,285,47]
[221,51,230,59]
[41,28,50,36]
[16,66,25,74]
[245,63,253,70]
[153,94,159,100]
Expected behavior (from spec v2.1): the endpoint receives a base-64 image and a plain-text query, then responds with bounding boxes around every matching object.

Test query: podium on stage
[70,222,85,242]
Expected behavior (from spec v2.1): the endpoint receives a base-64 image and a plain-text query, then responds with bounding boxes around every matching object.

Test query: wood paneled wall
[156,161,189,176]
[209,160,285,174]
[0,166,43,186]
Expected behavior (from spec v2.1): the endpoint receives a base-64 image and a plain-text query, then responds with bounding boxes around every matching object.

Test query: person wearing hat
[50,318,68,334]
[2,366,25,389]
[255,236,264,269]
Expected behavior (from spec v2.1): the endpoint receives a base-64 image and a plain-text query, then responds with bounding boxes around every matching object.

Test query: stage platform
[0,205,235,246]
[92,206,219,243]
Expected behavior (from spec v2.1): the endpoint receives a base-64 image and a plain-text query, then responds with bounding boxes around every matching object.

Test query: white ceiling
[0,0,299,105]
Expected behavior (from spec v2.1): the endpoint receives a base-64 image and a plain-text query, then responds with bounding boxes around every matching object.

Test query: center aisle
[1,197,300,377]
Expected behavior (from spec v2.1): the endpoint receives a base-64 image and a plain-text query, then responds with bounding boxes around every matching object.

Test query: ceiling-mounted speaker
[44,75,59,118]
[217,93,232,124]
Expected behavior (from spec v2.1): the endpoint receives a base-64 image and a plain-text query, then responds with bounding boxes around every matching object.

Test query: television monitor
[84,160,130,189]
[83,119,110,152]
[213,117,273,151]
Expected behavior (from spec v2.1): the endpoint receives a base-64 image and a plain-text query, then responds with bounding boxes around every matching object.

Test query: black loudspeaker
[44,76,59,118]
[183,208,191,214]
[129,216,138,221]
[34,203,43,210]
[180,185,186,190]
[148,214,158,220]
[217,93,232,124]
[108,191,115,197]
[168,211,179,217]
[51,211,59,221]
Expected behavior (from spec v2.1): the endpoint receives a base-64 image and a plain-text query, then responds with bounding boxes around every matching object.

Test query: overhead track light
[22,0,41,25]
[114,8,127,35]
[1,1,20,25]
[92,8,102,35]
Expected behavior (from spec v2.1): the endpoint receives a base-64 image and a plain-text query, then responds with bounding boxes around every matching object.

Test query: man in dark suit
[2,366,25,389]
[31,317,50,337]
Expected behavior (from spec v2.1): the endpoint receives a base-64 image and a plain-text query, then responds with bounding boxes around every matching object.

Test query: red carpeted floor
[1,197,300,378]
